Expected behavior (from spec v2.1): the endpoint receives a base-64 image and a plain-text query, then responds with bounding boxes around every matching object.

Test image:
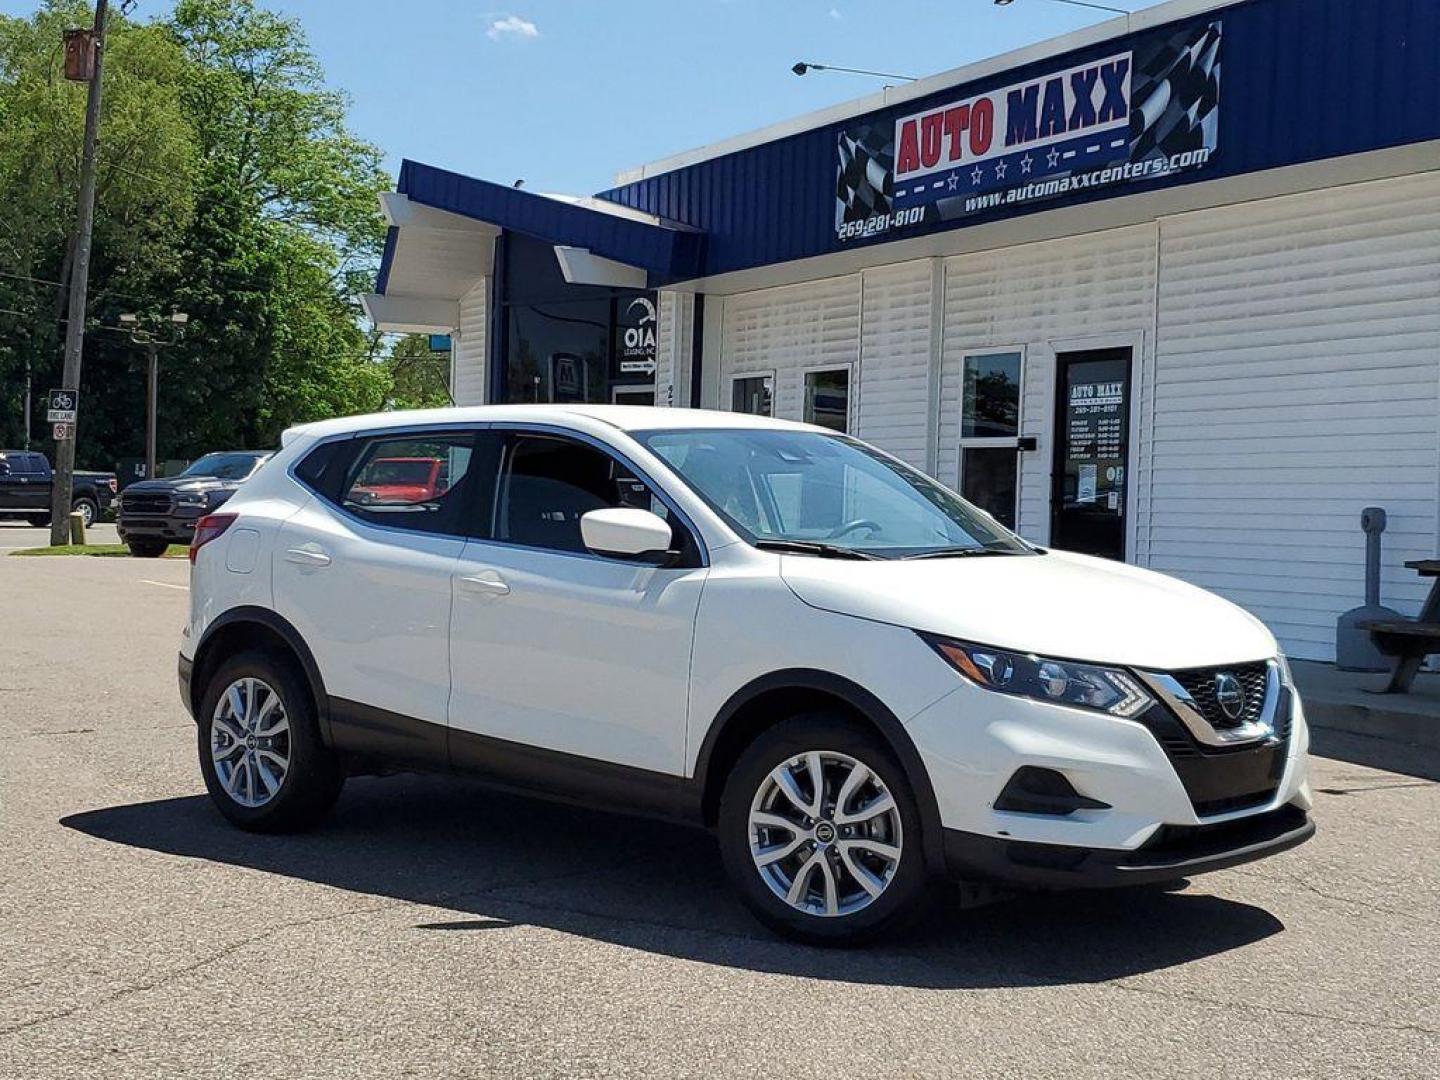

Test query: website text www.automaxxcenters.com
[963,147,1215,213]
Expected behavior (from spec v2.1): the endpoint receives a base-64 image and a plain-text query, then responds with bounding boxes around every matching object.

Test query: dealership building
[363,0,1440,662]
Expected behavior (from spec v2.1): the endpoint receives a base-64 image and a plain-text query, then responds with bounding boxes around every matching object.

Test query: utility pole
[49,0,109,546]
[120,312,188,478]
[144,340,158,479]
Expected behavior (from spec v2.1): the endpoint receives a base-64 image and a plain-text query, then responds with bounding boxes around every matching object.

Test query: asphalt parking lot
[0,521,120,549]
[1,553,1437,1079]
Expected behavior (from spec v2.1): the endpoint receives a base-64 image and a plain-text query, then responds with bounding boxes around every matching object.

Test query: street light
[994,0,1132,14]
[792,61,918,82]
[120,312,189,480]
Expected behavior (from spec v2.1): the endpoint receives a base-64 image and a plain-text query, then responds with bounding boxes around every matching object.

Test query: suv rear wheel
[197,649,344,832]
[717,713,929,945]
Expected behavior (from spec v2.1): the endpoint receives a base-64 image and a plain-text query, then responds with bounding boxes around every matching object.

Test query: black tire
[197,648,344,833]
[71,496,98,528]
[717,712,931,946]
[26,514,50,528]
[127,540,168,558]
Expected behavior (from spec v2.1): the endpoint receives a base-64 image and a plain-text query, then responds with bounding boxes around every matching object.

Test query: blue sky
[3,0,1167,195]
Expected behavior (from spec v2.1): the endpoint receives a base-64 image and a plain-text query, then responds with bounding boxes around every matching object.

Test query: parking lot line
[141,579,188,590]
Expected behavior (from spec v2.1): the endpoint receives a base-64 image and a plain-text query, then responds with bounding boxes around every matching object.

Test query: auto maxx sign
[835,20,1222,242]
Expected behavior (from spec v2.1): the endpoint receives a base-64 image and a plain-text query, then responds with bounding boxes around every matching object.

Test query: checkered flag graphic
[1130,20,1221,162]
[835,123,894,227]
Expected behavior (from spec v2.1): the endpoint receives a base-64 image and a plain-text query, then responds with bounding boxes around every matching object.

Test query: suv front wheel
[717,713,930,945]
[197,649,344,832]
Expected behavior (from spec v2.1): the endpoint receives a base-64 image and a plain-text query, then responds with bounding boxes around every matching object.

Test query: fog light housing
[994,767,1111,816]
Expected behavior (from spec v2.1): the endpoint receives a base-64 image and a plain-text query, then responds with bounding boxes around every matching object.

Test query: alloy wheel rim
[748,749,903,918]
[210,677,291,808]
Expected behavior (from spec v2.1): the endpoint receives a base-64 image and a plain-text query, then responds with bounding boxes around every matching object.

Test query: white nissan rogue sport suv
[179,405,1314,944]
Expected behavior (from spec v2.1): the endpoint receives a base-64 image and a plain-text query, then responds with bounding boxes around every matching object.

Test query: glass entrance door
[1051,348,1131,560]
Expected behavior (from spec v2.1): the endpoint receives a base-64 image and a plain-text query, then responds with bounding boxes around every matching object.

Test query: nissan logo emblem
[1213,672,1246,721]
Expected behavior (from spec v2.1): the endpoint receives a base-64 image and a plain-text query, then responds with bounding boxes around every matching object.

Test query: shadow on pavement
[1309,727,1440,782]
[62,774,1285,989]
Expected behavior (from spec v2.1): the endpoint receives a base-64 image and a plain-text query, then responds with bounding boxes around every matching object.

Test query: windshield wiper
[902,547,1027,560]
[753,540,884,561]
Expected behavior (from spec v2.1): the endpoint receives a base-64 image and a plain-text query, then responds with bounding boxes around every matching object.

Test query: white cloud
[487,15,539,41]
[828,7,842,18]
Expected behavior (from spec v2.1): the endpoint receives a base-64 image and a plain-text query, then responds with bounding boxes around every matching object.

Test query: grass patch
[11,543,188,558]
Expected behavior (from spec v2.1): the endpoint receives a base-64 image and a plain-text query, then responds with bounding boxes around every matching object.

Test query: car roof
[284,405,826,442]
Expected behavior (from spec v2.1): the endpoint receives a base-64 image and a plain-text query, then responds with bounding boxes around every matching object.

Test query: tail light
[190,513,237,563]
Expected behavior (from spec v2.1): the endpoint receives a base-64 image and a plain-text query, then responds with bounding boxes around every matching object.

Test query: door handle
[458,570,510,596]
[284,544,332,568]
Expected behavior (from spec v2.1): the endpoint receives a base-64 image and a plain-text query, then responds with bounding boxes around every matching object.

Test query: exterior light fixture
[994,0,1131,14]
[791,60,918,82]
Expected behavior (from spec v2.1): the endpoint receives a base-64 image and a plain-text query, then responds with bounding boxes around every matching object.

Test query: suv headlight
[924,636,1154,719]
[175,491,209,507]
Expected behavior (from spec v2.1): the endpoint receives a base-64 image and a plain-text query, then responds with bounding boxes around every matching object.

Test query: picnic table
[1364,559,1440,693]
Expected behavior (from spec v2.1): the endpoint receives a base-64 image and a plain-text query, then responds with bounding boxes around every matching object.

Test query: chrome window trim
[1137,660,1281,748]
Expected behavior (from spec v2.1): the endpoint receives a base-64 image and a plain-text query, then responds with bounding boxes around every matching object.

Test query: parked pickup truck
[0,450,117,527]
[116,450,270,557]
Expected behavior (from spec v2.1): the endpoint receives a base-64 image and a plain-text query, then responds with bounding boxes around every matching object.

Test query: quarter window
[339,433,476,535]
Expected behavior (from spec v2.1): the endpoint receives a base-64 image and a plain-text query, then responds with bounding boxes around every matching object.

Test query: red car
[349,457,445,504]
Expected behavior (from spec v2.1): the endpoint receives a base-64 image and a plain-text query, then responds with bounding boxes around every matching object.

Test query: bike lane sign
[47,388,79,424]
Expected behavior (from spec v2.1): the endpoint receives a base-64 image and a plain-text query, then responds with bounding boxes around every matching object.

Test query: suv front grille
[1170,661,1269,730]
[123,491,172,515]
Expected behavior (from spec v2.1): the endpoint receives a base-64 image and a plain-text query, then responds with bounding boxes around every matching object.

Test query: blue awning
[376,159,704,293]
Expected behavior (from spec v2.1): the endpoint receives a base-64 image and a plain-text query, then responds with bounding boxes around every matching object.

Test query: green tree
[1,0,400,467]
[0,0,197,461]
[384,334,453,411]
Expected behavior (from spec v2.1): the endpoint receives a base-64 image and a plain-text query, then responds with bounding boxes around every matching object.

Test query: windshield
[180,452,266,481]
[637,429,1032,559]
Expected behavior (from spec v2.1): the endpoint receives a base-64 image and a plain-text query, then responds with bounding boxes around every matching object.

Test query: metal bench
[1363,560,1440,694]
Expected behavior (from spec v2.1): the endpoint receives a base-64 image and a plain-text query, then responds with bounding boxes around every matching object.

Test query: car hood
[123,477,240,495]
[779,549,1276,671]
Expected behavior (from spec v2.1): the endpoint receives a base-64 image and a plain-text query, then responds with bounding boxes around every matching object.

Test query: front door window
[1051,348,1131,560]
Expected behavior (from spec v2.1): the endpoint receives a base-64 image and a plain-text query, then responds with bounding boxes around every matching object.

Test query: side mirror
[580,508,673,559]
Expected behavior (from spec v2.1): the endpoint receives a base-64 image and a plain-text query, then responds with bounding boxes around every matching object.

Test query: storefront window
[959,349,1024,529]
[497,233,655,405]
[505,303,609,403]
[731,374,774,416]
[962,352,1021,438]
[803,367,851,432]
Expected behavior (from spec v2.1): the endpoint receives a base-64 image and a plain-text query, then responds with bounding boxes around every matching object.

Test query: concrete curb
[1294,660,1440,752]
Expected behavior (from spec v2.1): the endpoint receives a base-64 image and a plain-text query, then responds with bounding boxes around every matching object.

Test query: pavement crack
[1231,865,1438,927]
[0,858,659,1041]
[1105,980,1439,1037]
[0,901,394,1040]
[21,728,96,737]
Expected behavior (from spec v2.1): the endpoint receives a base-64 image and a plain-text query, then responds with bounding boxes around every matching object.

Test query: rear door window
[337,432,480,536]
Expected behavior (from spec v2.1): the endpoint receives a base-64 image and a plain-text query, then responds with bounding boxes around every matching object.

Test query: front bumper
[118,513,200,543]
[943,803,1314,888]
[905,664,1313,878]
